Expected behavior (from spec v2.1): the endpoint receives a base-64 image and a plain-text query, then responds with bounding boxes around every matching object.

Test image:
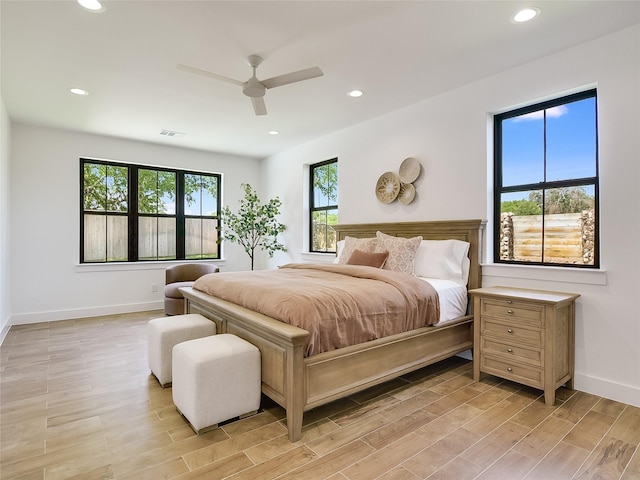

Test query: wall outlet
[151,283,158,292]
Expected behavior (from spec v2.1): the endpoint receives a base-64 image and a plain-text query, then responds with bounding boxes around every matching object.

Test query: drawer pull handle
[508,309,514,314]
[507,348,513,353]
[507,328,513,334]
[507,300,513,304]
[507,367,513,372]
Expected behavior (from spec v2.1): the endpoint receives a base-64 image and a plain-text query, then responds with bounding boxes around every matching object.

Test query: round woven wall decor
[375,172,400,204]
[398,157,421,183]
[398,183,416,204]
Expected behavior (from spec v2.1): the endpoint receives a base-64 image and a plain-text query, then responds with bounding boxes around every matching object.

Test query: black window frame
[493,89,599,268]
[309,158,338,253]
[80,158,221,263]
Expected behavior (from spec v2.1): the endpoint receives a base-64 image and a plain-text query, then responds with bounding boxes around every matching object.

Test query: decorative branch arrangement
[220,183,286,270]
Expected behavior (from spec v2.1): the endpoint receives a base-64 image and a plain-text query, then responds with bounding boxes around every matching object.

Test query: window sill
[481,263,607,286]
[75,259,226,273]
[300,252,336,264]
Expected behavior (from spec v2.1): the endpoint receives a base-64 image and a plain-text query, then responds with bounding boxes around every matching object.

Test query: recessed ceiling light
[268,130,279,135]
[349,90,364,98]
[70,88,89,96]
[77,0,105,12]
[513,7,540,23]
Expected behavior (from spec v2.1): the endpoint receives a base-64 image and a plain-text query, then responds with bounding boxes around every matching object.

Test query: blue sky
[501,96,597,194]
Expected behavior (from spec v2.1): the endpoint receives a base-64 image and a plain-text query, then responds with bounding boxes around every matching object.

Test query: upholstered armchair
[164,263,219,315]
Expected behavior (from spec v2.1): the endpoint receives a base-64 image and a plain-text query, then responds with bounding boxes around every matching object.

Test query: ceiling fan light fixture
[513,7,540,23]
[77,0,105,12]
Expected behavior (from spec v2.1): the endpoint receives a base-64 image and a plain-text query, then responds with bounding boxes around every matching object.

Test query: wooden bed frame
[181,219,485,441]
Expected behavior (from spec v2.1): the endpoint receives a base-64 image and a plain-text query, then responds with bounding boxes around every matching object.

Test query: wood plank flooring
[1,310,639,480]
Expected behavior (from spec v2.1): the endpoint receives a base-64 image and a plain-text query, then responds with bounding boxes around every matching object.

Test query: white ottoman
[147,314,216,387]
[172,334,261,433]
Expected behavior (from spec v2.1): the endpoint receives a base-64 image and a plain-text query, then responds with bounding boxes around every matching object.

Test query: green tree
[83,163,128,212]
[220,184,286,270]
[313,162,338,203]
[530,186,594,214]
[502,187,594,216]
[83,163,219,214]
[501,199,541,216]
[184,174,219,214]
[138,169,176,213]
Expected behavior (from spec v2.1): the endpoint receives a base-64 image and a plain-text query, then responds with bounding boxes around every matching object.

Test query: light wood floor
[1,310,639,480]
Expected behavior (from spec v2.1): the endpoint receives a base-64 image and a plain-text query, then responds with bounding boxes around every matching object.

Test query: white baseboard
[6,301,164,328]
[574,372,640,408]
[0,321,10,345]
[456,350,639,408]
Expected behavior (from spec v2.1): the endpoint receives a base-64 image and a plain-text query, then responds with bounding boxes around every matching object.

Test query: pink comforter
[193,263,439,356]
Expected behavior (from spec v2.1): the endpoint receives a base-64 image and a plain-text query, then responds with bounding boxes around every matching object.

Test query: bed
[180,219,484,441]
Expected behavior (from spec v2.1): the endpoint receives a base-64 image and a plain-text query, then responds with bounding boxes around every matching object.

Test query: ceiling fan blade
[262,66,323,89]
[251,96,267,116]
[176,64,244,86]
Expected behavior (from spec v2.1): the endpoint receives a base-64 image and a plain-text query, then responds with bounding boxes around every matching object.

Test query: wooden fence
[84,214,218,262]
[500,212,594,265]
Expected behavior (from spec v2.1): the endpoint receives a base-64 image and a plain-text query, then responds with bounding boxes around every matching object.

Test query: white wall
[0,98,10,341]
[262,26,640,407]
[9,124,261,324]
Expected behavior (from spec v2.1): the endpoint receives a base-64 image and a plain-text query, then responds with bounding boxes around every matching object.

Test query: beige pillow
[337,236,377,264]
[346,249,389,268]
[375,231,423,274]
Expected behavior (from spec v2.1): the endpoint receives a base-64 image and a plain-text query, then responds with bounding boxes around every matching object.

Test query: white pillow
[336,236,377,264]
[414,239,470,285]
[333,239,345,263]
[375,231,422,275]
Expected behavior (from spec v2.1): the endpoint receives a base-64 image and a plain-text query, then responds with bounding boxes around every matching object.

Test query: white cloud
[513,105,569,122]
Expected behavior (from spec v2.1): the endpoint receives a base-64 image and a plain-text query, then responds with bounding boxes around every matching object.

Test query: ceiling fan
[177,55,323,116]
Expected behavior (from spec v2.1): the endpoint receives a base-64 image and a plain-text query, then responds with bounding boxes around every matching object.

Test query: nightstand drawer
[481,355,543,388]
[481,299,543,325]
[481,337,543,367]
[481,318,543,346]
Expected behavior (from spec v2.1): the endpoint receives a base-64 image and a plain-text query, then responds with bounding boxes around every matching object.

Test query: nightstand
[469,286,580,405]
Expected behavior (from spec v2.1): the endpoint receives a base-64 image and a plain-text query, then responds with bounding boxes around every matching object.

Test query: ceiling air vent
[160,129,185,137]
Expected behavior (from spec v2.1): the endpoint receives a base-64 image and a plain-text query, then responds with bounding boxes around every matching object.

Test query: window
[494,89,598,267]
[81,158,221,263]
[310,158,338,253]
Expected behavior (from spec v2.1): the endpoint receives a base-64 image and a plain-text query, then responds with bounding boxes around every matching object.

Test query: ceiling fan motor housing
[242,77,266,98]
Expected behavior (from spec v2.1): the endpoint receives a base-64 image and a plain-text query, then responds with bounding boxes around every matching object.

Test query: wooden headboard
[333,219,485,291]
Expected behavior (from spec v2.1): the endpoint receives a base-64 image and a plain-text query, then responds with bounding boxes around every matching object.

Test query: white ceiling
[2,1,639,159]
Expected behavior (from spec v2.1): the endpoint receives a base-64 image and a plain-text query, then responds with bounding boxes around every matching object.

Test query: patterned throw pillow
[375,231,423,274]
[337,236,378,264]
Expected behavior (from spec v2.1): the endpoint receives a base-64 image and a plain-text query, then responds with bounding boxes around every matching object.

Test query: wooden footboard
[303,317,473,410]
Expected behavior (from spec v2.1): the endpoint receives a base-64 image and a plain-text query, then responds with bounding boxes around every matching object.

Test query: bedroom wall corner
[0,96,11,343]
